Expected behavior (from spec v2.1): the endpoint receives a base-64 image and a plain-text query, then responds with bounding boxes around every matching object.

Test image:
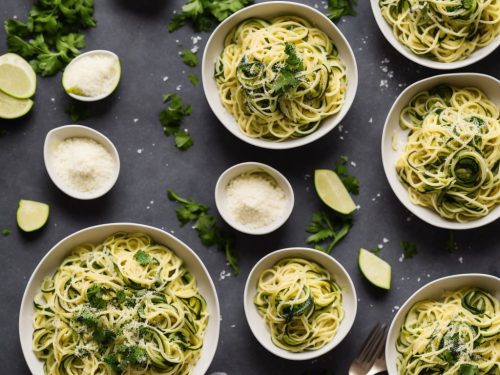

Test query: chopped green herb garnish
[104,344,148,373]
[371,246,381,255]
[167,189,239,274]
[327,0,357,21]
[74,308,98,328]
[305,211,352,253]
[159,93,193,150]
[180,50,198,67]
[92,327,116,346]
[401,240,417,259]
[87,285,108,309]
[134,250,151,267]
[272,43,304,95]
[169,0,253,32]
[334,156,359,195]
[4,0,96,76]
[187,73,200,86]
[459,364,479,375]
[2,229,11,236]
[65,101,90,122]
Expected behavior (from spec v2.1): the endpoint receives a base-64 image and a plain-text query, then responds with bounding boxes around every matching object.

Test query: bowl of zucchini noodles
[19,223,220,375]
[386,273,500,375]
[382,73,500,229]
[370,0,500,69]
[202,1,358,149]
[244,248,357,360]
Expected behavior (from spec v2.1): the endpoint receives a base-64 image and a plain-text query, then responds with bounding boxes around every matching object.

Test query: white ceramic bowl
[381,73,500,230]
[370,0,500,70]
[215,162,294,235]
[62,50,121,101]
[44,124,120,200]
[202,1,358,149]
[19,223,220,375]
[386,273,500,375]
[244,248,357,360]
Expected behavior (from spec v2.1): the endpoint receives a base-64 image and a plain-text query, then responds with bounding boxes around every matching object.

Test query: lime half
[314,169,356,215]
[17,200,50,232]
[0,53,36,99]
[0,90,33,119]
[358,248,391,290]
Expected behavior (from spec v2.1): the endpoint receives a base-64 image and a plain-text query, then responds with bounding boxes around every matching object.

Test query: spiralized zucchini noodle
[215,16,347,141]
[396,85,500,222]
[253,258,344,352]
[32,232,209,375]
[379,0,500,62]
[396,288,500,374]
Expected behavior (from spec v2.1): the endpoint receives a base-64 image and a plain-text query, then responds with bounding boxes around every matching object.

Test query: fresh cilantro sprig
[306,212,352,253]
[167,190,239,274]
[188,73,200,86]
[4,0,96,76]
[334,156,359,195]
[134,250,152,266]
[180,50,198,67]
[401,240,417,259]
[327,0,357,21]
[169,0,253,32]
[159,94,193,150]
[272,43,304,95]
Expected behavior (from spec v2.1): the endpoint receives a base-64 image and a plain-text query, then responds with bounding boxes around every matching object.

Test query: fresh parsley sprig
[327,0,357,21]
[306,211,352,253]
[334,156,359,195]
[180,50,198,67]
[167,190,239,274]
[169,0,253,32]
[272,42,304,95]
[159,94,193,150]
[4,0,96,76]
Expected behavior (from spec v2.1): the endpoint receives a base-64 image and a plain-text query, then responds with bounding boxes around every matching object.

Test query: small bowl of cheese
[44,125,120,200]
[62,50,121,101]
[215,162,294,235]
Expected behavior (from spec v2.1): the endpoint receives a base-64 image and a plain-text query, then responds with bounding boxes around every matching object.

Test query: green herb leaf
[328,0,357,21]
[159,94,193,150]
[2,229,11,236]
[371,246,381,255]
[168,0,253,32]
[65,101,90,122]
[187,73,200,86]
[334,156,360,195]
[459,364,479,375]
[401,240,417,259]
[306,211,352,253]
[74,308,98,328]
[134,250,152,267]
[272,43,304,95]
[180,50,198,67]
[4,0,96,76]
[87,285,108,309]
[92,327,116,346]
[167,189,239,274]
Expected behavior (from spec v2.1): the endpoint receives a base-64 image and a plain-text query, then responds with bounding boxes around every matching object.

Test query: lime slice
[17,200,50,232]
[358,248,391,290]
[0,53,37,99]
[314,169,356,215]
[0,90,33,119]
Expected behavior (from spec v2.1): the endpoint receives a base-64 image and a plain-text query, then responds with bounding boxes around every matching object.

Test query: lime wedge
[358,248,391,290]
[0,53,37,99]
[0,90,33,119]
[17,200,50,232]
[314,169,356,215]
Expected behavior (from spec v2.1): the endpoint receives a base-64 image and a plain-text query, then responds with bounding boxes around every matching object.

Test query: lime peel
[314,169,356,215]
[358,248,391,290]
[17,200,50,232]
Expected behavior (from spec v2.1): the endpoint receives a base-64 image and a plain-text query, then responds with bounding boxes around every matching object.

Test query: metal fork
[366,325,388,375]
[349,322,388,375]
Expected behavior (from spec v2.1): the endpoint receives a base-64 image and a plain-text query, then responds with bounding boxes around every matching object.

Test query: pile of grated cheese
[225,172,287,229]
[64,54,118,97]
[52,137,115,193]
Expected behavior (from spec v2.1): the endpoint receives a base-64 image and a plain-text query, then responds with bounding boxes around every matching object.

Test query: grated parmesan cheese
[64,54,119,97]
[225,172,287,229]
[52,137,115,193]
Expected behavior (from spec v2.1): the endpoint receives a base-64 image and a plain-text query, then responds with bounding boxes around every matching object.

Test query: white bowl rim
[18,222,221,375]
[369,0,500,70]
[202,0,358,150]
[214,161,295,235]
[385,273,500,375]
[62,49,121,102]
[243,247,357,360]
[381,72,500,230]
[43,124,121,200]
